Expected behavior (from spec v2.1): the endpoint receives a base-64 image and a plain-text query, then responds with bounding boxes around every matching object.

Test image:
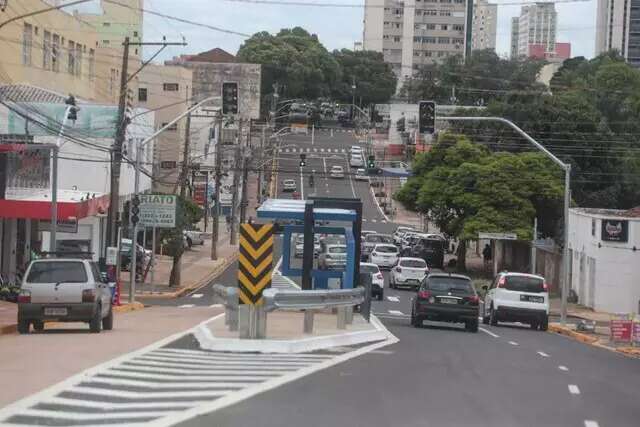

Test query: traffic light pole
[129,143,142,303]
[211,114,223,260]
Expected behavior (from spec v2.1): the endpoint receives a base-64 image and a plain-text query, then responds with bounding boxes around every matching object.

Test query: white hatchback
[330,165,344,178]
[355,168,369,181]
[282,179,296,192]
[390,257,429,289]
[350,155,364,168]
[369,244,399,269]
[360,262,384,301]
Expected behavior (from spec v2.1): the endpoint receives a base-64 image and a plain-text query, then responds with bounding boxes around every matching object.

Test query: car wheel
[410,309,420,328]
[33,321,45,331]
[539,315,549,331]
[466,319,479,333]
[89,305,102,333]
[530,321,538,330]
[377,293,384,301]
[482,307,490,324]
[489,306,498,326]
[103,306,114,331]
[17,318,30,334]
[389,277,395,289]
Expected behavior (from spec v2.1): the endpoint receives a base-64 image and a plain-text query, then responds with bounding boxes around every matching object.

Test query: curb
[0,323,17,336]
[136,253,238,300]
[114,302,145,313]
[548,323,599,344]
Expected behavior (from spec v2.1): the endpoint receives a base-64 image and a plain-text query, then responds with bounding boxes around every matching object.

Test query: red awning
[0,194,110,220]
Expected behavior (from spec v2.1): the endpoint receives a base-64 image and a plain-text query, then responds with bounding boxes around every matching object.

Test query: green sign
[139,194,177,228]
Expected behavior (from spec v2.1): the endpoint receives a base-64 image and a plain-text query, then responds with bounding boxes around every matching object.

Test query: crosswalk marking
[179,304,195,308]
[386,296,400,302]
[321,148,325,152]
[388,310,404,315]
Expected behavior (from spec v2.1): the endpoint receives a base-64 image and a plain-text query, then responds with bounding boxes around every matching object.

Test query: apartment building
[76,0,144,54]
[363,0,472,80]
[595,0,640,67]
[510,17,519,58]
[515,3,557,58]
[471,0,497,51]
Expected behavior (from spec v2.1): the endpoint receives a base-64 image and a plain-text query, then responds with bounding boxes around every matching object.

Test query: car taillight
[82,289,96,303]
[497,277,506,288]
[543,282,549,291]
[395,267,402,273]
[418,290,431,300]
[468,295,480,304]
[17,290,31,304]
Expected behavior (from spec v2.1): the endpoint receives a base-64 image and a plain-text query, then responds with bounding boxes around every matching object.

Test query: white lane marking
[314,148,318,152]
[369,185,391,222]
[209,304,222,308]
[363,219,368,222]
[479,327,500,338]
[43,397,202,410]
[133,355,312,367]
[371,219,377,223]
[369,350,394,355]
[274,256,283,273]
[191,294,203,299]
[16,409,180,421]
[346,155,357,198]
[386,296,400,302]
[68,386,228,399]
[323,157,327,174]
[584,421,599,427]
[100,371,280,381]
[388,310,404,315]
[121,360,307,371]
[341,149,345,153]
[508,341,519,346]
[149,350,331,361]
[87,377,256,389]
[568,384,581,395]
[179,304,195,308]
[306,147,310,152]
[285,148,290,153]
[537,351,550,357]
[558,365,569,371]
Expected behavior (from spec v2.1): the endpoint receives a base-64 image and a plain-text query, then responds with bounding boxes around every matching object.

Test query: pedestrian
[483,243,492,269]
[225,215,231,233]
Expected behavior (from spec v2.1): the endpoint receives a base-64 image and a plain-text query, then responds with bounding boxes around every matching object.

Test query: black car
[405,237,445,269]
[411,273,479,332]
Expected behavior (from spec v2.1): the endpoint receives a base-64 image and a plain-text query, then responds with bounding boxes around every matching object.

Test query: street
[1,130,639,427]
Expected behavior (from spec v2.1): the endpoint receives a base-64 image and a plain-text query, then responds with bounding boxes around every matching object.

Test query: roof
[0,84,67,104]
[257,198,357,222]
[498,271,545,280]
[427,272,472,280]
[572,207,640,219]
[165,48,236,65]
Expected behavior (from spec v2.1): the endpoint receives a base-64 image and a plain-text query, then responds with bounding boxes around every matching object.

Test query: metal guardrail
[212,284,239,331]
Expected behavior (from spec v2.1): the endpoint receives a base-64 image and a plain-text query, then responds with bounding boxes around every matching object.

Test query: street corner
[113,301,145,313]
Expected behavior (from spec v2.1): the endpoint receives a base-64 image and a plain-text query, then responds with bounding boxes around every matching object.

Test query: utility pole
[351,76,356,120]
[211,114,223,260]
[257,126,265,203]
[230,130,241,245]
[240,150,249,223]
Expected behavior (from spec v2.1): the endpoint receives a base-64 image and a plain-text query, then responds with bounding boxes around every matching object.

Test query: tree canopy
[237,28,396,103]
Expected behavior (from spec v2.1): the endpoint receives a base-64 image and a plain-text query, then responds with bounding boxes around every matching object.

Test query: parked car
[393,226,416,244]
[120,238,150,272]
[361,233,394,260]
[184,229,205,247]
[354,168,369,181]
[390,257,429,289]
[360,262,384,301]
[482,272,549,331]
[318,244,347,270]
[411,272,479,332]
[350,154,364,168]
[283,179,297,192]
[17,258,114,334]
[294,234,321,258]
[361,230,377,238]
[369,244,399,270]
[329,165,345,178]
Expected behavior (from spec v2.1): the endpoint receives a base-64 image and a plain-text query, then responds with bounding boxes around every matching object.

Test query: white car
[360,262,384,301]
[350,155,364,168]
[369,244,399,269]
[482,272,549,331]
[330,165,344,178]
[17,258,114,334]
[350,146,363,155]
[355,168,369,181]
[184,230,205,246]
[294,234,321,258]
[389,257,429,289]
[282,179,297,192]
[393,226,416,244]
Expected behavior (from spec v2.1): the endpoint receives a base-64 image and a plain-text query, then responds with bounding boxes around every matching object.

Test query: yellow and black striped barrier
[237,223,274,305]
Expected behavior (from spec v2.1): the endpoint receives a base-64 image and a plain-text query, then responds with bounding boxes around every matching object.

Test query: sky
[70,0,598,61]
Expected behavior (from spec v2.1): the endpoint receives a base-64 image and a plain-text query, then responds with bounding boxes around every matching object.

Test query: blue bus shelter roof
[256,199,357,221]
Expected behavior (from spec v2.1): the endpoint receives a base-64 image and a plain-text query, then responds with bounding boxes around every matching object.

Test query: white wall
[363,0,385,52]
[568,209,640,314]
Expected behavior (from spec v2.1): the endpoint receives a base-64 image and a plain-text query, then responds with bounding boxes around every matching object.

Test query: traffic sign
[237,223,274,305]
[139,194,177,228]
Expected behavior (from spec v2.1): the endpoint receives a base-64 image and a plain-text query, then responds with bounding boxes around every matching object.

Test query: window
[393,36,401,42]
[438,37,450,44]
[103,22,111,27]
[437,51,446,57]
[109,68,117,96]
[163,83,179,91]
[453,37,464,45]
[43,31,51,70]
[26,261,88,283]
[75,44,82,76]
[22,23,33,65]
[88,49,95,79]
[440,10,451,16]
[103,39,111,45]
[133,31,139,37]
[425,277,473,294]
[424,50,433,57]
[423,36,436,43]
[425,9,437,15]
[441,24,448,30]
[161,122,178,131]
[52,34,60,72]
[138,88,148,102]
[453,24,464,31]
[399,259,427,268]
[427,23,436,30]
[67,40,75,74]
[413,50,421,56]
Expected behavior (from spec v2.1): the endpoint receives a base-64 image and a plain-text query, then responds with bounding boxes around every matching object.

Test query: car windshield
[375,245,397,253]
[426,277,474,294]
[360,265,379,274]
[366,234,393,243]
[400,259,426,268]
[26,261,88,283]
[329,246,346,253]
[504,276,545,293]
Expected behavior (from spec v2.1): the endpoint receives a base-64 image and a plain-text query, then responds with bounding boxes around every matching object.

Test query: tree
[331,49,397,105]
[237,27,341,100]
[164,197,203,287]
[395,134,563,269]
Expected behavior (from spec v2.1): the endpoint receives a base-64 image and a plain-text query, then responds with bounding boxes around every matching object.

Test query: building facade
[363,0,472,80]
[516,2,557,57]
[568,208,640,314]
[76,0,144,55]
[471,0,497,51]
[595,0,640,67]
[510,17,519,58]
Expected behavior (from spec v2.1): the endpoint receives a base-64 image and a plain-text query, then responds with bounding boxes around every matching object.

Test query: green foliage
[331,49,397,105]
[395,135,563,243]
[400,50,547,104]
[159,196,203,257]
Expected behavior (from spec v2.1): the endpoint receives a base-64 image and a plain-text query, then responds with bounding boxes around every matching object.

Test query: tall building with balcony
[595,0,640,67]
[471,0,497,51]
[510,2,569,62]
[510,17,520,58]
[363,0,472,80]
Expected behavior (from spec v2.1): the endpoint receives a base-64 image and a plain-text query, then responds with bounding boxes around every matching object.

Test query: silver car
[294,234,321,258]
[318,244,347,270]
[17,258,114,334]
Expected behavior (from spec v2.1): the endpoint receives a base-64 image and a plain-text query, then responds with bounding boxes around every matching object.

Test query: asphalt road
[175,129,640,427]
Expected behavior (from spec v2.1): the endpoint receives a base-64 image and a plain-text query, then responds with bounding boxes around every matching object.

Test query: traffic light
[419,100,436,134]
[367,154,375,169]
[299,153,306,167]
[222,82,238,115]
[122,200,131,229]
[131,195,140,226]
[65,95,78,121]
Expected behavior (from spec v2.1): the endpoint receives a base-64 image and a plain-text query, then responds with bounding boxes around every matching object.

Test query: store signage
[610,313,634,342]
[139,194,177,228]
[39,218,78,233]
[601,219,628,242]
[478,232,518,240]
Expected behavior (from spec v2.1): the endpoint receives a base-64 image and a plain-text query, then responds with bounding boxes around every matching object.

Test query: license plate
[44,307,68,316]
[521,295,544,303]
[439,298,458,305]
